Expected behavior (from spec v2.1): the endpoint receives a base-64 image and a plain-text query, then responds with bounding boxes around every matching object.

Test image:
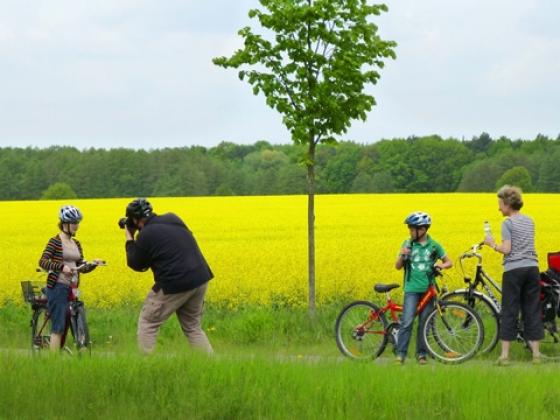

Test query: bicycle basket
[20,281,47,304]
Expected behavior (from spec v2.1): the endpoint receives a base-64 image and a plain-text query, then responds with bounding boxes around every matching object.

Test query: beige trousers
[137,281,213,354]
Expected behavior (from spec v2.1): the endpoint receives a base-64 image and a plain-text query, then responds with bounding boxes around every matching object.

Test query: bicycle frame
[33,301,76,348]
[365,284,438,336]
[336,276,485,363]
[29,260,105,351]
[458,243,502,312]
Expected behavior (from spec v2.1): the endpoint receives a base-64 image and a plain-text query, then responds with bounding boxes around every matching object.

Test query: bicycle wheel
[539,323,560,361]
[442,291,500,354]
[423,301,484,363]
[31,306,51,351]
[335,301,388,360]
[72,305,91,354]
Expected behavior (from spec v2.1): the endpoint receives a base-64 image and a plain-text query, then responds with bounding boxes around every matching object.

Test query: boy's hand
[400,247,411,257]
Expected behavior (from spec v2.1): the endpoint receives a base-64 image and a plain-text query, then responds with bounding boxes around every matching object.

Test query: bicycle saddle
[374,283,400,293]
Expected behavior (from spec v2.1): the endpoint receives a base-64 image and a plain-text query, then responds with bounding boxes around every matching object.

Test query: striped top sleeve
[38,235,86,288]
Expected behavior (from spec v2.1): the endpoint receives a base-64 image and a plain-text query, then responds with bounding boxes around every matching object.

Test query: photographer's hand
[125,226,136,241]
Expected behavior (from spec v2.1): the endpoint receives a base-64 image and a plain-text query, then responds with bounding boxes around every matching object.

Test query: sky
[0,0,558,150]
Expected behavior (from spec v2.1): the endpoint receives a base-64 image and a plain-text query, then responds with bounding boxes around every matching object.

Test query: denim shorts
[45,283,70,334]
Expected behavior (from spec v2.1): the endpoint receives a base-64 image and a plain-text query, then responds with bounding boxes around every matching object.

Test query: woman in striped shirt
[38,205,97,352]
[484,185,543,365]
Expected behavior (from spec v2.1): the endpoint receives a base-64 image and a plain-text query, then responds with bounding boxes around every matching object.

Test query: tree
[213,0,396,312]
[495,166,533,192]
[41,182,77,200]
[466,132,492,155]
[322,142,361,192]
[457,160,502,192]
[536,149,560,192]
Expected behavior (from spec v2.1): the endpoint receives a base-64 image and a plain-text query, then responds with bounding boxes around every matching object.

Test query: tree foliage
[496,166,533,192]
[213,0,397,311]
[1,134,560,201]
[41,182,77,200]
[213,0,397,150]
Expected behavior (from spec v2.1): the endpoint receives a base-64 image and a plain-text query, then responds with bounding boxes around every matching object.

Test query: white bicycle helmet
[59,205,83,224]
[404,211,431,227]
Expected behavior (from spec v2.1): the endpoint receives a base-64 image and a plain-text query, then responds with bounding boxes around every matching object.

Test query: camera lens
[118,217,127,229]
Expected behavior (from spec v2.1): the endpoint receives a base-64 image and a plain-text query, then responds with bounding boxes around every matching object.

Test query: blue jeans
[396,292,434,359]
[45,283,70,334]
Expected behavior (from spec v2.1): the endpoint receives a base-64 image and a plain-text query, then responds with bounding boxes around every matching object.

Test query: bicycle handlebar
[75,260,107,273]
[36,260,107,274]
[459,242,486,260]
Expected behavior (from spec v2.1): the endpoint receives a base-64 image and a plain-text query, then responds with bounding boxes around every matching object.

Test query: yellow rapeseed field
[2,194,560,308]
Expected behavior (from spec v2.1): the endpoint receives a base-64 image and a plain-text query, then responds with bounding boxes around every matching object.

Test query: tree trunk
[307,142,316,314]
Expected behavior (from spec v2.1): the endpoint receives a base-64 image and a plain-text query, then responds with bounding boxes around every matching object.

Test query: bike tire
[73,305,91,354]
[335,301,388,360]
[442,291,500,354]
[423,301,484,364]
[538,323,560,361]
[31,306,50,351]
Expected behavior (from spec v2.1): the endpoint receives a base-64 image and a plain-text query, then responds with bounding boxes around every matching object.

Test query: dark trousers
[500,266,544,341]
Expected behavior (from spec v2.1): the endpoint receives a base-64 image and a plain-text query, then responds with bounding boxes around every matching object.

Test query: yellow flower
[4,194,558,308]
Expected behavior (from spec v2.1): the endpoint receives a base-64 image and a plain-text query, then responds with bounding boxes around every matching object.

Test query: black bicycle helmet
[126,198,153,219]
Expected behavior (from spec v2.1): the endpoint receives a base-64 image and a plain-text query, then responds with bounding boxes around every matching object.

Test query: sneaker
[496,357,510,366]
[394,355,404,365]
[532,356,542,365]
[417,356,428,365]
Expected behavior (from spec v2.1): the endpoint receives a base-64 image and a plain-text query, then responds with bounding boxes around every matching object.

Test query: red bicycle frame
[362,284,438,336]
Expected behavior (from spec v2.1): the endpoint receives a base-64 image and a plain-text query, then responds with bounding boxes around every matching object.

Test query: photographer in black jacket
[123,198,214,354]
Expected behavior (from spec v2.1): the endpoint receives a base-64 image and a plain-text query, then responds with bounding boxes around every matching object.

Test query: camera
[118,217,137,230]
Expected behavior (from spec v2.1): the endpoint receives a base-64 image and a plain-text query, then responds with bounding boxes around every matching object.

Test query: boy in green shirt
[395,211,452,364]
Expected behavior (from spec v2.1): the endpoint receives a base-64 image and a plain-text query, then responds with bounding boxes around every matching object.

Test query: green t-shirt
[399,236,446,293]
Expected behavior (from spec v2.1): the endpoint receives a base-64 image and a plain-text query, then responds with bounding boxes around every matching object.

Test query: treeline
[1,133,560,200]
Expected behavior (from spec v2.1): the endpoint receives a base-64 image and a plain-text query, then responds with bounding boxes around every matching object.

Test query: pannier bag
[548,251,560,273]
[540,269,560,324]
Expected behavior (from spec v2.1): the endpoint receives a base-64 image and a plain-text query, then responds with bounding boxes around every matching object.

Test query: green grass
[2,304,559,419]
[0,302,545,359]
[1,351,559,419]
[0,302,342,356]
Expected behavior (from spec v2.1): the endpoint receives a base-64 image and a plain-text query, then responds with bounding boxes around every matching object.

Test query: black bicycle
[21,261,105,354]
[441,242,501,354]
[443,243,560,360]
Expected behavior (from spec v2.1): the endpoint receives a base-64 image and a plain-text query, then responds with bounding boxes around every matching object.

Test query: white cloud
[0,0,558,148]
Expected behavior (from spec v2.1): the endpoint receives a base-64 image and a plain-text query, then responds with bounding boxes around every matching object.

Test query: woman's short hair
[497,185,523,210]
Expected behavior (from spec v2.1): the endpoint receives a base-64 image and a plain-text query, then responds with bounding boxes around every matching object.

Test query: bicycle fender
[441,289,499,313]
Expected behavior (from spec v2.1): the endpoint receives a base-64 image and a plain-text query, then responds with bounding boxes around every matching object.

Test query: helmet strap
[411,226,428,242]
[61,224,75,238]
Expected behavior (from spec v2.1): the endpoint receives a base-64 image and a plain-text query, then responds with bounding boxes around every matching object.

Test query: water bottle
[483,220,492,240]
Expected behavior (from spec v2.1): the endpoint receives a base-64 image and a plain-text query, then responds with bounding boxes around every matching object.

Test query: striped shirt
[501,214,538,271]
[38,235,89,288]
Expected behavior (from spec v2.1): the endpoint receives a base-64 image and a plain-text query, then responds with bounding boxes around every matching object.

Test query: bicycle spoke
[74,305,91,354]
[443,292,499,354]
[539,325,560,360]
[424,302,483,363]
[335,301,388,360]
[31,306,51,351]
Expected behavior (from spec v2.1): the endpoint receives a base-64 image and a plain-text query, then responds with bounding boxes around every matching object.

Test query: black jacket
[126,213,213,294]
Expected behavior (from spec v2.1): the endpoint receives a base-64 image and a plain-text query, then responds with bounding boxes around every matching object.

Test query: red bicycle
[21,260,105,354]
[335,280,484,363]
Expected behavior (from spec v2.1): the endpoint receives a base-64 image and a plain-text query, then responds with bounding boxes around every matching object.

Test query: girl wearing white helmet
[394,211,453,364]
[38,205,97,352]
